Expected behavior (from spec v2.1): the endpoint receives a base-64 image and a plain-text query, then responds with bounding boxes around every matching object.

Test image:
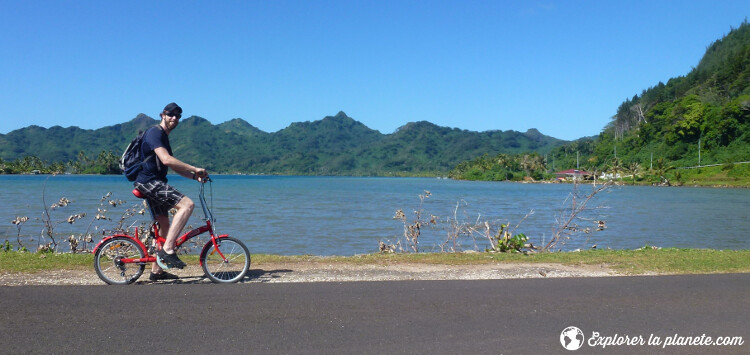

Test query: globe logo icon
[560,326,585,350]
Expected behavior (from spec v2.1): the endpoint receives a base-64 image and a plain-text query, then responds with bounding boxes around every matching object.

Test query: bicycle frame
[93,180,229,266]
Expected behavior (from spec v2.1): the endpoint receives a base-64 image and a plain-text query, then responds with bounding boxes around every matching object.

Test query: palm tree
[654,158,674,186]
[628,162,641,185]
[608,157,622,181]
[495,153,509,168]
[96,150,120,174]
[520,154,533,175]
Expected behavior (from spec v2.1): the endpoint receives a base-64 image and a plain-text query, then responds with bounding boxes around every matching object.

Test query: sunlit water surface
[2,175,748,255]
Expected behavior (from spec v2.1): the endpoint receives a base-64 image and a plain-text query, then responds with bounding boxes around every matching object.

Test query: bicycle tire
[200,237,250,283]
[94,237,146,285]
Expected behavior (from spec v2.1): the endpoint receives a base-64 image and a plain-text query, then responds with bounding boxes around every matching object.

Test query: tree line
[0,151,119,175]
[0,112,566,176]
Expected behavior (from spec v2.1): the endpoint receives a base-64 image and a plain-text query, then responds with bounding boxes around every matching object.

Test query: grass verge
[2,248,749,275]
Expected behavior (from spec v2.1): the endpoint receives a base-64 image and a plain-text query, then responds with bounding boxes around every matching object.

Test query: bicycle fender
[91,234,136,254]
[199,235,230,256]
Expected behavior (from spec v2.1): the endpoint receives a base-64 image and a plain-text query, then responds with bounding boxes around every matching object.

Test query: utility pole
[650,152,653,170]
[698,137,701,167]
[576,151,579,170]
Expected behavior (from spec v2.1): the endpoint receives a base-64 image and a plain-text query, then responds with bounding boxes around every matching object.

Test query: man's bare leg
[152,215,171,274]
[162,197,195,254]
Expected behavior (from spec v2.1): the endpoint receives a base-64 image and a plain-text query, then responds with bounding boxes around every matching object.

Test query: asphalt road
[1,274,748,354]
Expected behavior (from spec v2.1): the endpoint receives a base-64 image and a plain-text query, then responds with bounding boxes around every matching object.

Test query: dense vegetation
[0,112,565,176]
[580,21,750,169]
[449,153,548,181]
[451,20,750,186]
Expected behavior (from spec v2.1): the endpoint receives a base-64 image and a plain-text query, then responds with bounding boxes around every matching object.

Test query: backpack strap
[145,125,163,171]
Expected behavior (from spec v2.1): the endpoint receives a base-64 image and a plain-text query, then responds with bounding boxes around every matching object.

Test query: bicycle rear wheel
[200,237,250,283]
[94,237,146,285]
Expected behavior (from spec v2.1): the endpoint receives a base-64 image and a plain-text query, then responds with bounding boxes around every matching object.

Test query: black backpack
[120,127,156,181]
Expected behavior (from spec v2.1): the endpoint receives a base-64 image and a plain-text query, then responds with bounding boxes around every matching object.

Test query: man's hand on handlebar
[193,169,210,183]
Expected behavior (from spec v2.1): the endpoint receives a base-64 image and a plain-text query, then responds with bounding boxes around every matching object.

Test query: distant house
[554,169,593,180]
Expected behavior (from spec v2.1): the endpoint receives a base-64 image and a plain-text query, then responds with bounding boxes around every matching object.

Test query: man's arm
[153,147,207,180]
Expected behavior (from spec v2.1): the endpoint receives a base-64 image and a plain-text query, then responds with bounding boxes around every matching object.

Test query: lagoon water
[1,175,748,255]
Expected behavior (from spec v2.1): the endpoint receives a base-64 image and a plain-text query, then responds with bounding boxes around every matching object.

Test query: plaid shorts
[133,180,185,217]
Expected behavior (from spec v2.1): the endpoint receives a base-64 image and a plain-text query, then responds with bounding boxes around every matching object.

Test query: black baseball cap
[163,102,182,115]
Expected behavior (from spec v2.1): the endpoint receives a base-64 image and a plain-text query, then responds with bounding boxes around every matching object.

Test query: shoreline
[4,173,748,189]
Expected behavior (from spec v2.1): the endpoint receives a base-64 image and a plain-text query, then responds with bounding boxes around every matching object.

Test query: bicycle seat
[132,188,145,199]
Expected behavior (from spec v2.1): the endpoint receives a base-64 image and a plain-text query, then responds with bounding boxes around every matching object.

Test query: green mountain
[0,113,156,163]
[0,111,566,175]
[566,20,750,173]
[451,20,750,184]
[217,118,266,137]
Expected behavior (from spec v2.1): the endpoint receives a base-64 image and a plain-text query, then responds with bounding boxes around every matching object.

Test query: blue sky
[1,1,748,140]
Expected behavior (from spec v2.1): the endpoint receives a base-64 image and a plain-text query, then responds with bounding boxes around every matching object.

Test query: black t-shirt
[135,126,172,183]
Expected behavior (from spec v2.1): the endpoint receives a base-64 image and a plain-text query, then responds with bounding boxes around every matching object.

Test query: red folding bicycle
[93,178,251,284]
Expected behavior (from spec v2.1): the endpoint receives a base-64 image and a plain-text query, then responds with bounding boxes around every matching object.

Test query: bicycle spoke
[200,237,250,283]
[94,237,146,285]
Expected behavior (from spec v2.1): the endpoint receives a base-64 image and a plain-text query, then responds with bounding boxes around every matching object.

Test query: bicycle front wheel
[94,237,146,285]
[200,237,250,283]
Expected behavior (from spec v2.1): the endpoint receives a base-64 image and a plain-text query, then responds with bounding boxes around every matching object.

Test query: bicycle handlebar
[198,178,214,222]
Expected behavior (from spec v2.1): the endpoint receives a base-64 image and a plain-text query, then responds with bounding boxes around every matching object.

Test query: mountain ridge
[0,112,566,175]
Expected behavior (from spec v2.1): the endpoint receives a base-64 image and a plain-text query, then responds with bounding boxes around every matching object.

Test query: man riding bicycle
[134,102,208,280]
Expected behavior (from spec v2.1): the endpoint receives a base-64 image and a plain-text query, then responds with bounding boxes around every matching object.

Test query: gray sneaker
[157,249,186,269]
